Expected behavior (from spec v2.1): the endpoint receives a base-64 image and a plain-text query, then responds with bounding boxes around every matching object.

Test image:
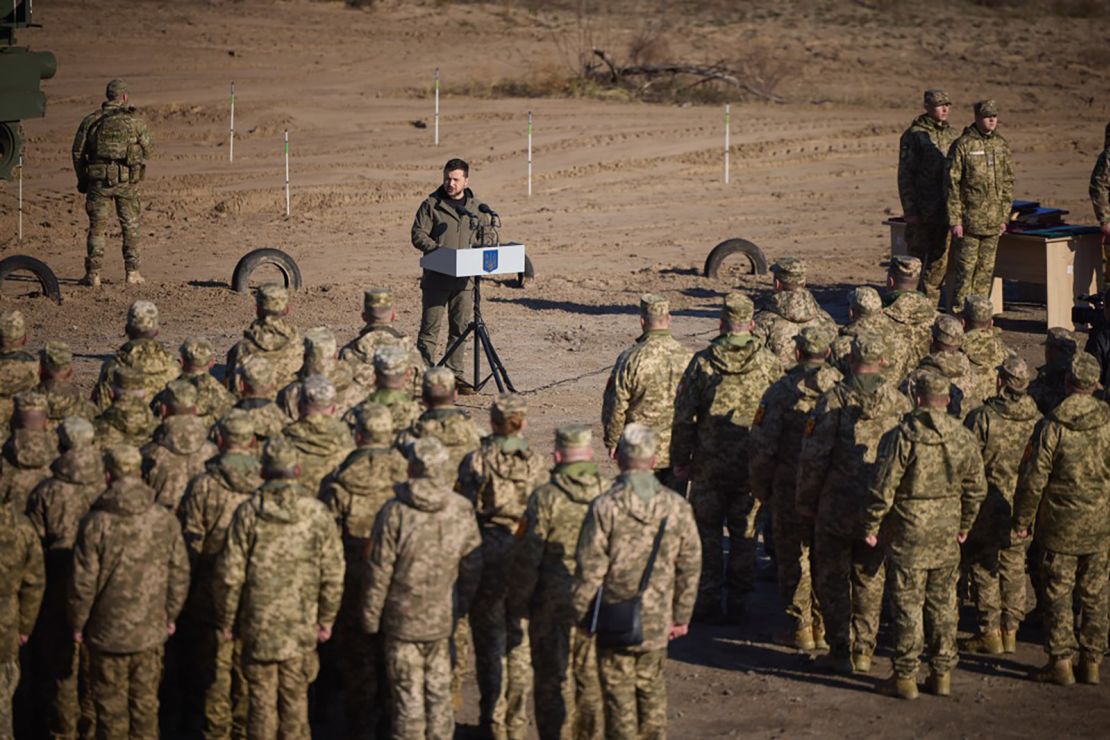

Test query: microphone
[453,202,478,220]
[478,203,499,219]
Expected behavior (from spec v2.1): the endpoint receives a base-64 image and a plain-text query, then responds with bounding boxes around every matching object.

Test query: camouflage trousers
[384,636,453,740]
[1041,548,1110,661]
[906,221,952,306]
[197,629,247,740]
[39,630,94,740]
[963,534,1030,633]
[242,650,318,740]
[451,616,471,714]
[529,612,602,740]
[689,484,760,615]
[417,283,474,380]
[1,661,17,740]
[951,233,1000,312]
[84,184,142,274]
[335,617,388,740]
[597,648,666,740]
[889,560,959,679]
[471,609,531,739]
[771,485,821,632]
[88,645,164,740]
[812,529,885,659]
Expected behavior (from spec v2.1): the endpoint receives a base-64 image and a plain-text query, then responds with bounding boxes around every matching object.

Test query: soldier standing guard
[1089,122,1110,281]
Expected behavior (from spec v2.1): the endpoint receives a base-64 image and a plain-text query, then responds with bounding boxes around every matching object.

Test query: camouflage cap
[219,409,255,442]
[795,325,836,356]
[256,284,289,315]
[962,295,994,324]
[60,416,96,449]
[423,366,456,395]
[164,380,198,409]
[373,345,408,376]
[849,286,883,315]
[851,332,886,364]
[302,374,337,408]
[555,424,592,451]
[1068,353,1100,390]
[352,402,393,439]
[112,365,146,392]
[127,300,159,333]
[0,310,26,342]
[932,314,965,347]
[180,337,215,367]
[974,99,999,117]
[915,370,951,398]
[14,391,48,414]
[105,445,142,477]
[492,393,527,420]
[1043,327,1079,353]
[640,293,669,317]
[239,356,276,390]
[262,437,300,474]
[363,288,393,313]
[409,436,449,477]
[889,255,922,279]
[722,292,754,324]
[999,355,1031,390]
[771,256,807,283]
[41,341,73,371]
[618,422,657,461]
[106,78,128,99]
[924,89,951,107]
[304,326,338,360]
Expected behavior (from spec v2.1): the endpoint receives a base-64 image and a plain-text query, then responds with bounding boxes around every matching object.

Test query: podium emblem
[482,249,498,273]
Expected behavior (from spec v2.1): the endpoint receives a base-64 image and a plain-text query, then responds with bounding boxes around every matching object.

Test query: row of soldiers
[602,252,1110,700]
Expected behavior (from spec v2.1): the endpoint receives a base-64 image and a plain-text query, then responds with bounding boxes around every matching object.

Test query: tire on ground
[231,248,303,293]
[515,255,535,289]
[0,255,62,304]
[703,238,769,279]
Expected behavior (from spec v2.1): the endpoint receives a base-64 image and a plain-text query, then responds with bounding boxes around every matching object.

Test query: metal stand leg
[436,276,516,393]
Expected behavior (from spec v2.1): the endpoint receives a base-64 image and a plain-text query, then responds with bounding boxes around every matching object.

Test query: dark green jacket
[411,186,494,293]
[898,113,958,223]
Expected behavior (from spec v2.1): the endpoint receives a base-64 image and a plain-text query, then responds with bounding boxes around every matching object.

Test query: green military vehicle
[1,0,57,180]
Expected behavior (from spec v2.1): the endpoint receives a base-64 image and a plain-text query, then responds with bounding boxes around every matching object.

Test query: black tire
[703,238,768,279]
[0,255,62,304]
[231,248,303,293]
[514,255,535,289]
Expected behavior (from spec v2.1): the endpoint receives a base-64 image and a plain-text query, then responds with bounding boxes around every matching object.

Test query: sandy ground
[3,0,1110,736]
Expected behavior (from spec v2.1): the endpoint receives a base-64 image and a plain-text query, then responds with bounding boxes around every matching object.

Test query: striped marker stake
[527,111,533,198]
[17,154,23,241]
[724,104,731,185]
[434,67,440,147]
[229,81,235,162]
[283,130,290,218]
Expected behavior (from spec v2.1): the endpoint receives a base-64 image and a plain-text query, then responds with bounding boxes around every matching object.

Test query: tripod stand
[438,273,515,393]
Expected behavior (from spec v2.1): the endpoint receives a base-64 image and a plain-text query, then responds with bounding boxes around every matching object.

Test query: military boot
[852,652,872,674]
[1001,628,1018,654]
[961,630,1003,655]
[776,625,815,651]
[925,669,951,696]
[879,674,919,700]
[1078,655,1101,685]
[812,622,829,651]
[815,650,854,676]
[125,270,145,285]
[79,271,100,288]
[1034,657,1075,686]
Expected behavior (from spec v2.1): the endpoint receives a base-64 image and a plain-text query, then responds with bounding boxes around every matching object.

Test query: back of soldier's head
[105,78,128,101]
[363,288,395,323]
[41,341,73,378]
[181,337,215,371]
[0,309,27,350]
[849,287,882,318]
[795,326,835,362]
[373,346,409,387]
[105,445,143,480]
[303,327,338,372]
[771,257,807,291]
[300,374,337,416]
[1067,353,1100,394]
[255,283,289,318]
[491,394,527,434]
[408,436,449,480]
[352,402,393,447]
[961,296,994,330]
[914,371,950,407]
[639,294,670,330]
[218,409,256,450]
[262,437,301,479]
[60,416,96,451]
[932,315,964,351]
[13,391,48,429]
[422,367,456,406]
[161,380,198,417]
[555,424,593,463]
[617,423,657,470]
[239,356,276,396]
[888,256,921,291]
[998,355,1030,394]
[126,300,160,339]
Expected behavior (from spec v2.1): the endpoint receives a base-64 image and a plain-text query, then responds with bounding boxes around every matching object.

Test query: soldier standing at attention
[898,89,958,304]
[1089,122,1110,280]
[225,285,304,394]
[1013,354,1110,687]
[946,99,1015,311]
[752,258,837,367]
[0,310,42,444]
[71,79,152,287]
[862,372,985,700]
[340,288,424,399]
[601,294,691,487]
[960,295,1015,406]
[572,424,701,740]
[91,300,180,411]
[411,159,494,390]
[36,342,96,424]
[344,346,422,437]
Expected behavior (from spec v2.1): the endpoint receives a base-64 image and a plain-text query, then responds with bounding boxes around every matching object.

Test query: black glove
[77,179,88,194]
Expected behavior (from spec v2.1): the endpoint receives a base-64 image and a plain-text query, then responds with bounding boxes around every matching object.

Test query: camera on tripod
[1072,292,1107,329]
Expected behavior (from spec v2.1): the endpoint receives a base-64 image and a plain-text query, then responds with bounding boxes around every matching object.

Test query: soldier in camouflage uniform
[796,333,913,674]
[94,366,159,451]
[25,417,103,740]
[602,294,692,485]
[225,356,287,448]
[750,326,842,650]
[898,89,959,303]
[961,295,1015,405]
[321,403,407,740]
[863,371,986,700]
[458,395,545,740]
[36,342,96,424]
[91,300,180,411]
[278,327,371,420]
[946,99,1015,310]
[1013,354,1110,687]
[961,356,1040,656]
[398,367,483,478]
[904,315,981,418]
[225,284,304,393]
[71,79,153,286]
[882,256,936,380]
[0,392,58,514]
[282,375,355,498]
[0,487,43,740]
[344,346,422,438]
[340,288,424,399]
[69,445,190,738]
[753,258,837,367]
[671,292,782,622]
[509,426,608,740]
[0,311,43,446]
[144,381,218,513]
[1090,122,1110,280]
[214,437,344,738]
[362,437,483,740]
[830,287,898,382]
[152,338,234,431]
[1028,327,1079,415]
[572,424,701,740]
[178,411,260,740]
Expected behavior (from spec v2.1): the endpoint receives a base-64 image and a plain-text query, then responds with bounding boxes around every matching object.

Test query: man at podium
[411,158,494,391]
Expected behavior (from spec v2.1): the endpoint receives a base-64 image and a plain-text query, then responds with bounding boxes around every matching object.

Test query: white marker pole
[433,67,440,147]
[17,154,23,242]
[724,103,731,185]
[283,130,290,218]
[527,111,533,198]
[229,81,235,163]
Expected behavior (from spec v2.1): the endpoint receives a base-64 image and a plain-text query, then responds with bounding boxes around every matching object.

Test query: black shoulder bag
[588,517,668,649]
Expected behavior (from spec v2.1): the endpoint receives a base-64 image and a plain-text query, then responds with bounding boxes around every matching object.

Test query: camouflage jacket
[214,479,344,661]
[153,371,234,430]
[71,100,153,181]
[796,374,913,539]
[94,396,159,450]
[344,389,422,438]
[963,327,1014,405]
[226,316,304,393]
[178,452,260,624]
[282,415,355,498]
[1091,127,1110,225]
[753,291,838,368]
[946,124,1015,235]
[0,350,43,445]
[277,361,371,421]
[340,324,424,399]
[226,397,287,448]
[964,390,1041,547]
[882,292,935,382]
[905,349,982,418]
[1028,365,1068,416]
[671,334,783,484]
[602,331,692,468]
[830,313,900,382]
[898,113,959,223]
[864,407,986,568]
[0,429,58,514]
[398,407,483,484]
[508,462,610,623]
[69,477,190,654]
[92,338,180,412]
[0,502,44,663]
[36,378,97,424]
[362,478,483,641]
[1014,394,1110,555]
[142,416,218,512]
[749,360,843,502]
[459,435,546,530]
[571,471,701,652]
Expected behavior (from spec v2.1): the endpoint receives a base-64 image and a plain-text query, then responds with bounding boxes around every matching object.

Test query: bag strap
[637,517,668,596]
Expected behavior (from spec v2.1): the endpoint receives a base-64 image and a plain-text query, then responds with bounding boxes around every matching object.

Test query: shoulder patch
[753,406,766,427]
[803,416,817,437]
[1022,442,1033,462]
[515,518,528,539]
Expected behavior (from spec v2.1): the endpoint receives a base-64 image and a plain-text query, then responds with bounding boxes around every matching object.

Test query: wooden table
[884,219,1103,330]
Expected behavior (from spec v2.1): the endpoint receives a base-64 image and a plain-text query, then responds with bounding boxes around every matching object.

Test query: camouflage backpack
[90,109,133,161]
